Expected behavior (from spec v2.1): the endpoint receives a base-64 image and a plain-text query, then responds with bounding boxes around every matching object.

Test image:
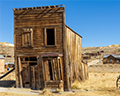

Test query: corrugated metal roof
[104,54,120,59]
[0,55,5,59]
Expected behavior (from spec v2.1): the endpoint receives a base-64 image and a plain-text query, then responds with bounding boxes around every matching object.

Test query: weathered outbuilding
[13,4,88,91]
[82,55,91,60]
[5,63,15,68]
[0,55,5,73]
[103,54,120,64]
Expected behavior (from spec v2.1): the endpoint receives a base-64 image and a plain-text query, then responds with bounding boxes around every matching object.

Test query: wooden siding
[65,26,87,83]
[14,9,64,53]
[14,7,65,88]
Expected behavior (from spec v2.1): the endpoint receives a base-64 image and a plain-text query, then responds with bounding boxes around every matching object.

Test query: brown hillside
[82,44,120,63]
[0,42,14,63]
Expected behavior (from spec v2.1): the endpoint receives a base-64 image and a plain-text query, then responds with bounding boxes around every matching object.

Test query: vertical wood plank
[33,66,36,89]
[28,64,31,88]
[42,58,45,87]
[44,59,46,81]
[22,34,24,47]
[63,10,70,90]
[57,58,60,80]
[37,56,41,87]
[18,57,23,88]
[51,58,54,80]
[60,58,63,80]
[47,60,50,81]
[31,30,33,46]
[44,28,47,46]
[53,59,56,80]
[54,27,56,45]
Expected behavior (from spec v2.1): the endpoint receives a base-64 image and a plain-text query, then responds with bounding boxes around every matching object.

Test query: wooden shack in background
[103,54,120,64]
[0,55,5,73]
[82,55,91,60]
[5,63,15,68]
[13,4,88,91]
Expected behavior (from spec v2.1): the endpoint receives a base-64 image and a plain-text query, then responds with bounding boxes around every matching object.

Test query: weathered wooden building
[103,54,120,64]
[82,55,91,60]
[13,4,88,91]
[5,63,15,68]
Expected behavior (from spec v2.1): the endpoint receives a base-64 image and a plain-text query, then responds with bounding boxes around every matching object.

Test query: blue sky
[0,0,120,47]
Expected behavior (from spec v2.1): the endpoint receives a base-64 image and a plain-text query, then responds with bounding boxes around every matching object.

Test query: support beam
[18,57,23,88]
[32,66,36,89]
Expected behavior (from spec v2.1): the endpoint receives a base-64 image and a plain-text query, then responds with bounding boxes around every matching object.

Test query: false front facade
[13,5,88,91]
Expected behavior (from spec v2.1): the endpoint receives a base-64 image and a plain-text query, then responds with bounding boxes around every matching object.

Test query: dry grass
[0,92,37,96]
[1,63,120,96]
[39,89,54,96]
[73,72,119,91]
[0,72,120,96]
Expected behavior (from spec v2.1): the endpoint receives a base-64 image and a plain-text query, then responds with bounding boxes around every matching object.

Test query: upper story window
[22,28,33,47]
[44,27,56,46]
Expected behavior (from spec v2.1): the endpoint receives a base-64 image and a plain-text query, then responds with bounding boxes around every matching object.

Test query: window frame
[44,27,56,47]
[22,28,33,47]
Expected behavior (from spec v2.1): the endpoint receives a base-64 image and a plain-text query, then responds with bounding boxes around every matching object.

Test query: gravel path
[88,59,102,66]
[0,87,42,95]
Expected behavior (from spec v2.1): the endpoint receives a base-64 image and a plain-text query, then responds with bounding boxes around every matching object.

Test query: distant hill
[0,42,120,64]
[82,44,120,55]
[0,42,14,63]
[82,44,120,63]
[0,42,14,47]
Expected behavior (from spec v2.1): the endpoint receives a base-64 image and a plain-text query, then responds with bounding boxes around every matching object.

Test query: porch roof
[104,54,120,59]
[41,53,63,57]
[0,55,5,59]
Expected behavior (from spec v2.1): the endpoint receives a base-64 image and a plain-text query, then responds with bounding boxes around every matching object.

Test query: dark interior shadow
[0,80,16,87]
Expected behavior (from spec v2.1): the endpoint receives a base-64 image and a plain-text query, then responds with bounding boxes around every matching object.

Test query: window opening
[25,82,29,84]
[110,59,112,63]
[30,57,37,61]
[48,59,53,80]
[46,29,55,45]
[7,56,12,58]
[21,58,25,61]
[22,28,33,47]
[25,57,29,61]
[117,60,119,63]
[30,63,37,66]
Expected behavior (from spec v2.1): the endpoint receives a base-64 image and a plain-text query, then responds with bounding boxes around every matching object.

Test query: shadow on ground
[0,80,15,87]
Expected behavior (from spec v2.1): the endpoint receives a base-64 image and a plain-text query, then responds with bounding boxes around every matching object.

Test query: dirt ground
[0,64,120,96]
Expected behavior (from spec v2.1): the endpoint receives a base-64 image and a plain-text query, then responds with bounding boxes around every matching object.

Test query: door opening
[48,59,53,80]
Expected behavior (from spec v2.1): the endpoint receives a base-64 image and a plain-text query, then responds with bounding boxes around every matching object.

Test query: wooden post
[32,66,36,89]
[18,57,23,88]
[60,58,63,80]
[37,56,41,87]
[42,58,45,87]
[63,8,70,90]
[51,58,54,80]
[28,64,31,87]
[15,56,19,87]
[57,58,60,80]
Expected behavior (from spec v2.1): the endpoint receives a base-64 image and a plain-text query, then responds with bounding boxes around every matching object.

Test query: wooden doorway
[18,56,38,89]
[43,57,63,81]
[30,65,38,89]
[42,57,64,89]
